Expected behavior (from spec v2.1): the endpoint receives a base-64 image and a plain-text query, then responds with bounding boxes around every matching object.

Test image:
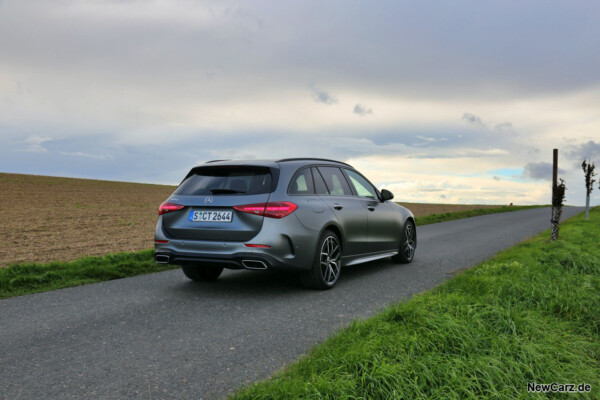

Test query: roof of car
[199,159,279,168]
[276,158,352,167]
[202,158,352,168]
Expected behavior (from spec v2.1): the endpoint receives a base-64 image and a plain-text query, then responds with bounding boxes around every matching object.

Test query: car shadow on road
[170,257,409,298]
[173,269,306,298]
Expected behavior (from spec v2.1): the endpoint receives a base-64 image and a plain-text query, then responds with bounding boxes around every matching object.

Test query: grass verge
[414,204,544,226]
[0,205,546,300]
[0,250,175,299]
[231,208,600,399]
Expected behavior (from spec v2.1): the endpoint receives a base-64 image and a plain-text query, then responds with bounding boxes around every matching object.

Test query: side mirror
[381,189,394,201]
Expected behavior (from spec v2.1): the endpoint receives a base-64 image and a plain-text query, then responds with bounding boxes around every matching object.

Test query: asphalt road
[0,207,584,400]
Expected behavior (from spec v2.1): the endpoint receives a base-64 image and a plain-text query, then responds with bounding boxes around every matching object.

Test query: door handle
[333,203,343,210]
[367,206,375,211]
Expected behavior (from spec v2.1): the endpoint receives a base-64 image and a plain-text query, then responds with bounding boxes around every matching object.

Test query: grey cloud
[1,0,598,110]
[493,176,501,181]
[567,141,600,163]
[462,113,485,128]
[353,104,372,116]
[523,162,565,180]
[311,88,337,105]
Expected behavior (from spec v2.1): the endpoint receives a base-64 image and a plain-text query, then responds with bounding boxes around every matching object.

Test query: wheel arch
[320,223,343,251]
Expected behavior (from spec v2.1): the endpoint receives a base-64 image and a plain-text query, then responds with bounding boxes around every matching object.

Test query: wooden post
[551,149,559,241]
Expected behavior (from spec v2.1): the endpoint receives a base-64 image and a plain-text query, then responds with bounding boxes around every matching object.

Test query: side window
[311,167,329,195]
[317,167,353,196]
[345,169,378,199]
[288,168,315,195]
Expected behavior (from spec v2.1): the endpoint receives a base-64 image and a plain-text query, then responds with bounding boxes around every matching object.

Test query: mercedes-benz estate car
[155,158,416,289]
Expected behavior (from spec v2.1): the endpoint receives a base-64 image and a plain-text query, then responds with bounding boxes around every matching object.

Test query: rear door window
[288,168,315,195]
[317,167,353,196]
[175,166,273,195]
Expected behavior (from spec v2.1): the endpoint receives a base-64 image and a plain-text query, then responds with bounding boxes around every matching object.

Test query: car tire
[301,230,342,290]
[392,219,416,264]
[181,264,224,281]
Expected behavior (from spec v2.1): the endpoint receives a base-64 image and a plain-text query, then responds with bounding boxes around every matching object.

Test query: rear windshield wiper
[209,188,246,194]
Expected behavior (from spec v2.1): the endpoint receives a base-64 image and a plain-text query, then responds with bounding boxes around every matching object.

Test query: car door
[343,169,399,252]
[314,166,369,255]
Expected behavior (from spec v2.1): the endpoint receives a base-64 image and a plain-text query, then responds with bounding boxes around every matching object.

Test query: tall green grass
[231,208,600,399]
[0,250,175,299]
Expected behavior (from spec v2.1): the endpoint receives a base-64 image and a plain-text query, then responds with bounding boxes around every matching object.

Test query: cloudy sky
[1,0,599,205]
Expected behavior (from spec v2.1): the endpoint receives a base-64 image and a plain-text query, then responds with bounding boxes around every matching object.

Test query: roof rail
[277,158,352,167]
[205,159,231,163]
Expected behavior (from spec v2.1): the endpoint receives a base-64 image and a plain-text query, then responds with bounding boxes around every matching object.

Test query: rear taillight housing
[159,201,185,215]
[234,202,298,219]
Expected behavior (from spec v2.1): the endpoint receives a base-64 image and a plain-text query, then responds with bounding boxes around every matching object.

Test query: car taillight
[264,202,298,218]
[159,201,185,215]
[234,202,298,219]
[233,203,266,215]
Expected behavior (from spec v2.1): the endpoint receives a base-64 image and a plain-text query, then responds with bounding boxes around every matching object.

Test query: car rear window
[175,166,274,196]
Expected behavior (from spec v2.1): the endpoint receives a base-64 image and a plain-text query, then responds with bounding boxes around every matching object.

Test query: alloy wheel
[403,222,416,260]
[320,236,341,284]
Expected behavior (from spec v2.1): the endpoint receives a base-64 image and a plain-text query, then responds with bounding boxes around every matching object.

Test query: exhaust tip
[155,255,170,264]
[242,260,268,270]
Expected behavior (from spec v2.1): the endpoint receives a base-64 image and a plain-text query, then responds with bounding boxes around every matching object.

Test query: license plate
[189,210,233,223]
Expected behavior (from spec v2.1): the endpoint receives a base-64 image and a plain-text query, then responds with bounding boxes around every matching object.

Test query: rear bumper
[155,213,319,272]
[154,250,295,271]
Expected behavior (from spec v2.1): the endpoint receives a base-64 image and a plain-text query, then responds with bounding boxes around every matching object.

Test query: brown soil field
[0,173,503,267]
[0,173,175,267]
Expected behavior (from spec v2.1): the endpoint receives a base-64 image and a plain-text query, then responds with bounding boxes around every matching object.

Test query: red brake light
[233,203,266,215]
[234,202,297,219]
[159,201,185,215]
[244,244,272,248]
[264,202,298,218]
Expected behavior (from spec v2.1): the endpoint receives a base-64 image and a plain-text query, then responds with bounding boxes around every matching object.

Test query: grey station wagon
[155,158,416,289]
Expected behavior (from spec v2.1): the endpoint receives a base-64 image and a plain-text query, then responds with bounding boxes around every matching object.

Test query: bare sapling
[582,160,596,220]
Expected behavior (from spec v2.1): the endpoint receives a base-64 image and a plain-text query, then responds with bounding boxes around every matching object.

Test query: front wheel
[181,264,224,281]
[392,220,416,264]
[301,230,342,290]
